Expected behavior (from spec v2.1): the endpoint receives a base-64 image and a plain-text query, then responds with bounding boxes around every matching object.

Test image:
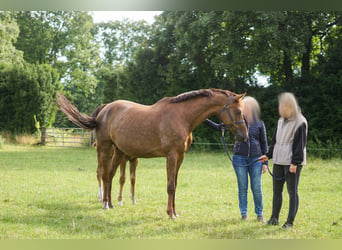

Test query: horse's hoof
[169,214,176,220]
[174,212,179,218]
[108,202,114,208]
[103,202,109,210]
[132,200,136,205]
[118,201,123,206]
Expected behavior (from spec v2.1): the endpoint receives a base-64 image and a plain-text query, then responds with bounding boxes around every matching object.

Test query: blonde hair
[278,92,299,117]
[242,96,260,123]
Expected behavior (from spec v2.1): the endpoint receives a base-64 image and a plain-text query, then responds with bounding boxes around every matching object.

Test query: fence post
[41,127,46,146]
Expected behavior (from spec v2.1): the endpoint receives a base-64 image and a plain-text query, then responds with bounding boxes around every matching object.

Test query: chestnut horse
[57,89,247,219]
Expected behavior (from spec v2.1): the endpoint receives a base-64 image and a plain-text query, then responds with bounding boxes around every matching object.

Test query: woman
[259,92,308,229]
[205,96,268,222]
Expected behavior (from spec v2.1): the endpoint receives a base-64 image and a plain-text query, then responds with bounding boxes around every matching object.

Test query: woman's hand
[289,164,297,173]
[258,155,268,163]
[262,164,267,174]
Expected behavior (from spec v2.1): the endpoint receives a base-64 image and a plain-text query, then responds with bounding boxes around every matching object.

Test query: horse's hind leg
[107,147,124,208]
[94,141,103,202]
[96,163,102,202]
[130,158,138,205]
[99,143,114,210]
[117,157,127,206]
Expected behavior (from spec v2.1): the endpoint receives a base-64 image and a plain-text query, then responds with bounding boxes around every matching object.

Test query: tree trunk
[283,49,293,82]
[301,18,313,76]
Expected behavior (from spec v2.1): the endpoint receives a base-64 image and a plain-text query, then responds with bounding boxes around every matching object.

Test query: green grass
[0,145,341,239]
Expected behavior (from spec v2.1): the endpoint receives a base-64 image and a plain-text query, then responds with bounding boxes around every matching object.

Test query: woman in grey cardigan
[259,92,308,229]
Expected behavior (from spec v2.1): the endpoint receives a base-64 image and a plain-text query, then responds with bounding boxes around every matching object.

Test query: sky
[91,11,163,24]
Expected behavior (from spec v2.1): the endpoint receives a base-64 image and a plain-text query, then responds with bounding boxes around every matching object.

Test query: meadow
[0,145,341,239]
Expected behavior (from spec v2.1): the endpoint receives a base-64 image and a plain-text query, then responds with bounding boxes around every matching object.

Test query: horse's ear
[234,93,246,102]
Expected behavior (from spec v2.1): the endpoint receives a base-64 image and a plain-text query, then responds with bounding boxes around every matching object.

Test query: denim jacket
[233,120,268,159]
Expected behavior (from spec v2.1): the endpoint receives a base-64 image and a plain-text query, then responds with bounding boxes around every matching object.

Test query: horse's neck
[184,97,225,132]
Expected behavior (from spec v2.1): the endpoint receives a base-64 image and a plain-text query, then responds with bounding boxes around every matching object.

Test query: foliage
[14,11,101,112]
[94,19,151,65]
[0,62,61,133]
[0,135,3,148]
[0,11,342,151]
[0,12,23,64]
[99,11,342,146]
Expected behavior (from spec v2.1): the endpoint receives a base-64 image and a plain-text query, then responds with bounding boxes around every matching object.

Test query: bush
[307,139,342,159]
[0,62,61,134]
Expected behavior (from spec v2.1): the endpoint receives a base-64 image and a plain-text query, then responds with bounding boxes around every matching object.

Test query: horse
[57,88,248,219]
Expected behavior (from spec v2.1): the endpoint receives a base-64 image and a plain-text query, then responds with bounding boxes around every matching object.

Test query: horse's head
[218,93,248,142]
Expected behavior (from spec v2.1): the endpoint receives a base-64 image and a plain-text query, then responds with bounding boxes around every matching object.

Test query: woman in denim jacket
[205,96,268,222]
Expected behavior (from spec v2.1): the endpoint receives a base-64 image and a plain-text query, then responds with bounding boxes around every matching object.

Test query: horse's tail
[57,92,98,130]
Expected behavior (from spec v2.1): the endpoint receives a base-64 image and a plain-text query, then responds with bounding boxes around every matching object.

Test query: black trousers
[271,164,302,224]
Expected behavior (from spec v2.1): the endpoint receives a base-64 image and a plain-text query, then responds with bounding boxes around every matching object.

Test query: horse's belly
[117,143,165,158]
[110,122,189,158]
[113,132,166,158]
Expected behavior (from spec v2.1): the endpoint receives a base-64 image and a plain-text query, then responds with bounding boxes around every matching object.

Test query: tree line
[0,11,341,155]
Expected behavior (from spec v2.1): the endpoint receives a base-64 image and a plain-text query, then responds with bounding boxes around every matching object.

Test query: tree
[120,47,168,104]
[95,19,151,66]
[0,12,23,64]
[14,11,101,113]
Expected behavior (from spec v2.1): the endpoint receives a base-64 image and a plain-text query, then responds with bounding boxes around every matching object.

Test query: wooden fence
[41,127,94,148]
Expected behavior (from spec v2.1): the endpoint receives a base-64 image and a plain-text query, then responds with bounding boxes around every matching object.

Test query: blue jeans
[232,154,263,217]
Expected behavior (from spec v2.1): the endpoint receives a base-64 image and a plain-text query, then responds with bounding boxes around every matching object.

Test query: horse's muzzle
[235,129,248,142]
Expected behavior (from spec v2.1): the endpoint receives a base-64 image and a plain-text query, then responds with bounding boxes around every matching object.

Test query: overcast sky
[91,11,162,24]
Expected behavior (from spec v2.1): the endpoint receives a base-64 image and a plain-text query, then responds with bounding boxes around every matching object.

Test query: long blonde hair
[278,92,299,118]
[242,96,260,124]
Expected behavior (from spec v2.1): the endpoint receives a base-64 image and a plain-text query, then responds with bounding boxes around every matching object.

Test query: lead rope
[221,128,258,167]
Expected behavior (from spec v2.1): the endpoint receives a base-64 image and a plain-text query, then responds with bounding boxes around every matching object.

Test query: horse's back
[95,99,165,154]
[95,98,189,158]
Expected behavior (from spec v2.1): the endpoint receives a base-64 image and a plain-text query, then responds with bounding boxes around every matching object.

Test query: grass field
[0,145,341,239]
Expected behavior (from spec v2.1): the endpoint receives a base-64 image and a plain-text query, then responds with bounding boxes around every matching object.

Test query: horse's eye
[235,110,241,115]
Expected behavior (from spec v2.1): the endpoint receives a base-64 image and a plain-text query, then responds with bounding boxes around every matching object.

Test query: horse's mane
[169,88,230,104]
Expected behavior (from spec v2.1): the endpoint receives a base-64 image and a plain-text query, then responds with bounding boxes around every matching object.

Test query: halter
[217,95,245,131]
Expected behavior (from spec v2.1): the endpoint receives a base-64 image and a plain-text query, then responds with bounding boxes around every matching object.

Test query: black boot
[267,216,279,226]
[282,221,293,229]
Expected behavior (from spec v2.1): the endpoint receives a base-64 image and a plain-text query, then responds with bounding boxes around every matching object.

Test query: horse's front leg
[166,151,178,220]
[173,152,184,218]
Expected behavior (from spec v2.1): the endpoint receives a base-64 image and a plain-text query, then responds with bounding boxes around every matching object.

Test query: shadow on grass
[0,199,295,239]
[1,200,167,238]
